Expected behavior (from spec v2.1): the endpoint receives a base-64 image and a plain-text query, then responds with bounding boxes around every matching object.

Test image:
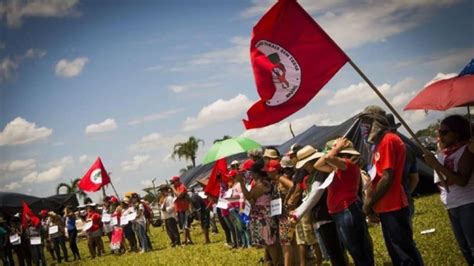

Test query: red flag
[22,201,39,228]
[78,157,111,192]
[204,158,228,198]
[243,0,348,129]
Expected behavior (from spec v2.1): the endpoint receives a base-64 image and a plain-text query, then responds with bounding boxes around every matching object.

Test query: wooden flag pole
[107,172,121,201]
[348,59,449,186]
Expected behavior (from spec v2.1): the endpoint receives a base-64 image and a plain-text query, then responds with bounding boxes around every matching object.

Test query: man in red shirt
[360,106,423,266]
[170,176,193,245]
[86,204,104,258]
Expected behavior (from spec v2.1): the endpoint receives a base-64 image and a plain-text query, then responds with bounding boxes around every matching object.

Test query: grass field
[41,194,464,265]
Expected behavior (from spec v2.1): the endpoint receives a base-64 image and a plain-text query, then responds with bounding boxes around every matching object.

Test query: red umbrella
[404,74,474,111]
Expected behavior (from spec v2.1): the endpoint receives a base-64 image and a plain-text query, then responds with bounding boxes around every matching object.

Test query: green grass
[43,194,463,265]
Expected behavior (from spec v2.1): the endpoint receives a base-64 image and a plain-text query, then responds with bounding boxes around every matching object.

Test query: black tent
[0,192,79,217]
[182,116,436,194]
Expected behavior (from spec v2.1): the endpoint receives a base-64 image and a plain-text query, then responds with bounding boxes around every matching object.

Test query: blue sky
[1,0,473,201]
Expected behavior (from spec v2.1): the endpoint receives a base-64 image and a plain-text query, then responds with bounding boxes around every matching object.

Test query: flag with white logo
[78,157,111,192]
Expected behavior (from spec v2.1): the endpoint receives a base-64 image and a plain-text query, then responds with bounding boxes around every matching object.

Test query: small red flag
[78,157,111,192]
[22,201,39,228]
[204,158,228,198]
[243,0,348,129]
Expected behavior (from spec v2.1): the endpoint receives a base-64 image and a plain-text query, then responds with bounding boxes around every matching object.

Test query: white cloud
[327,78,416,106]
[85,118,117,134]
[168,82,220,94]
[3,159,37,172]
[241,1,459,49]
[241,113,337,145]
[79,154,88,163]
[183,94,253,131]
[121,155,151,172]
[128,109,183,125]
[169,85,186,93]
[0,117,52,146]
[21,166,64,184]
[1,181,22,191]
[55,57,89,78]
[0,0,80,28]
[0,57,19,82]
[24,48,47,59]
[184,36,249,68]
[130,133,186,152]
[139,179,153,187]
[424,72,457,87]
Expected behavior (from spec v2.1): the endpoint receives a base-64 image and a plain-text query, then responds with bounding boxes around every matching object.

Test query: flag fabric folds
[78,157,111,192]
[22,201,39,228]
[243,0,348,129]
[204,158,228,198]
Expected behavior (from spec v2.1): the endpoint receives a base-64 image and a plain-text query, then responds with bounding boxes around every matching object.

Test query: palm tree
[142,188,157,203]
[56,178,87,200]
[179,165,194,175]
[213,135,232,144]
[172,136,204,167]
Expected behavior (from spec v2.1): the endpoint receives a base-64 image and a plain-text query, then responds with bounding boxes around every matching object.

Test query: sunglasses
[438,129,450,136]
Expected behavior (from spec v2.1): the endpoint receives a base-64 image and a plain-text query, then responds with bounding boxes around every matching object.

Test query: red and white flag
[243,0,348,129]
[204,158,228,198]
[78,157,111,192]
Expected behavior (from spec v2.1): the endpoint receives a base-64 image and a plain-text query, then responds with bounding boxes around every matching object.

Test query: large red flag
[243,0,348,129]
[22,201,39,228]
[78,157,111,192]
[204,158,228,198]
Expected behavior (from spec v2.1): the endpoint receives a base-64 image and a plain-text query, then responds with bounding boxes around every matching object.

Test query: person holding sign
[236,159,281,266]
[121,198,138,252]
[314,138,374,266]
[131,193,151,253]
[64,207,81,261]
[102,196,114,245]
[85,204,103,259]
[25,213,46,265]
[159,186,181,247]
[47,211,68,263]
[170,176,194,245]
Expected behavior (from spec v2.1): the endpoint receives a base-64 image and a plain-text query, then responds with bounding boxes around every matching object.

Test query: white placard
[83,221,92,232]
[270,198,282,217]
[216,198,229,210]
[243,200,251,216]
[319,172,335,189]
[9,234,20,245]
[30,236,41,245]
[368,165,377,181]
[198,191,207,199]
[48,225,58,235]
[127,212,137,221]
[102,213,111,223]
[223,189,233,199]
[120,216,129,226]
[110,216,118,226]
[246,184,252,191]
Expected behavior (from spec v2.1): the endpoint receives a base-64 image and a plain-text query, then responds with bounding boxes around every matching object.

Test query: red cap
[264,159,281,172]
[171,176,180,182]
[240,159,255,171]
[227,170,238,178]
[110,196,118,203]
[39,210,48,217]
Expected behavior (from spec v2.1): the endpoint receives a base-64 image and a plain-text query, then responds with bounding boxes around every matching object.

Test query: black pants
[68,229,81,259]
[216,208,232,245]
[29,244,46,266]
[52,236,68,263]
[165,218,181,246]
[123,224,137,251]
[318,222,347,266]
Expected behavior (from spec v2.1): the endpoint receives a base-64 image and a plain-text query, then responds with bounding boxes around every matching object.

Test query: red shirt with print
[371,132,408,213]
[174,183,190,212]
[327,159,360,214]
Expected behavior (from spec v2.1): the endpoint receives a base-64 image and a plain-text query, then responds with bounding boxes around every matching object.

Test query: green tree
[172,136,204,167]
[213,135,232,144]
[56,178,87,200]
[415,120,440,137]
[179,165,194,175]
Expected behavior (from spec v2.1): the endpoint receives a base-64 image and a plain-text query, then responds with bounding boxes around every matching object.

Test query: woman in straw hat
[314,137,374,266]
[236,159,281,265]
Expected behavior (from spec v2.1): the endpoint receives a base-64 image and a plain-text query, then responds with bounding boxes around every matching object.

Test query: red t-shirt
[371,132,408,213]
[327,159,360,214]
[87,211,102,232]
[174,183,190,212]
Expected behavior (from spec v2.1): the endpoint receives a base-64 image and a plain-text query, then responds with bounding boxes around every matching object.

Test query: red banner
[78,157,111,192]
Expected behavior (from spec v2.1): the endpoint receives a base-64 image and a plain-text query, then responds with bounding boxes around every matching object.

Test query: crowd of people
[0,105,473,266]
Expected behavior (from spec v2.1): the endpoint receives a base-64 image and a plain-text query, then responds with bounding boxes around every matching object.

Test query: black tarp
[0,192,79,217]
[182,116,436,194]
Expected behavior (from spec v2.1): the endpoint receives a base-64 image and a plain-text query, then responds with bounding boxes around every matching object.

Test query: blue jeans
[332,201,374,266]
[134,223,150,252]
[177,211,189,230]
[379,207,424,266]
[447,202,474,265]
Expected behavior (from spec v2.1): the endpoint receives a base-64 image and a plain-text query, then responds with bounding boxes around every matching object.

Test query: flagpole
[107,172,121,201]
[347,59,449,186]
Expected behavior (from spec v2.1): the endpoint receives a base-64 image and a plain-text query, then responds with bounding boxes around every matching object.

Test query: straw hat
[280,155,295,168]
[295,145,324,169]
[324,139,360,156]
[263,149,279,159]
